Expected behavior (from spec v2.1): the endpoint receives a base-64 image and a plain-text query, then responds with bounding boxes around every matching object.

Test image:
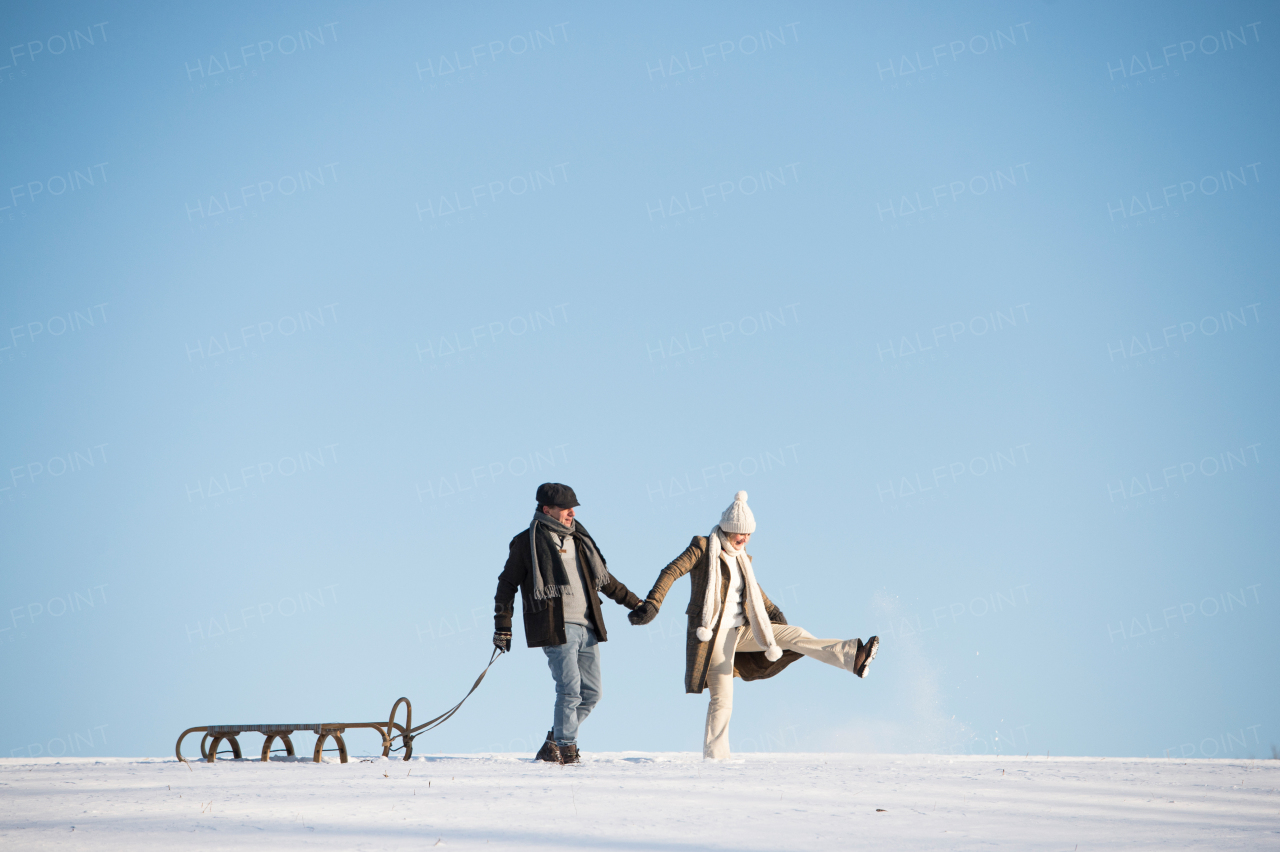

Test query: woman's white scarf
[695,526,782,661]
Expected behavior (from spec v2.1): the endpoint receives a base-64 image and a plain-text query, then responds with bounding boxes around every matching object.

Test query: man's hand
[769,609,787,625]
[493,631,512,652]
[628,601,658,626]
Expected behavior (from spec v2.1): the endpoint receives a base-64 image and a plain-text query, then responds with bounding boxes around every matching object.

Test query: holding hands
[628,601,658,625]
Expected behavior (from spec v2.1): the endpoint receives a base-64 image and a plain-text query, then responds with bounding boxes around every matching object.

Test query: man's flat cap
[536,482,580,509]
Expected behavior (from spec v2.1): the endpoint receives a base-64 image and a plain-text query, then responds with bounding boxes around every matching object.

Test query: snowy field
[2,753,1277,850]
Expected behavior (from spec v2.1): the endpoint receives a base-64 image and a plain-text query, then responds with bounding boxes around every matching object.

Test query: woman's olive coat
[644,536,801,694]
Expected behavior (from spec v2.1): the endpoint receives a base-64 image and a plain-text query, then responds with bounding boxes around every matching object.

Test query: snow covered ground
[2,752,1277,850]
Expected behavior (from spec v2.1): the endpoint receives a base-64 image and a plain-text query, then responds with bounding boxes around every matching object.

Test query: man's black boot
[535,731,561,763]
[560,743,580,764]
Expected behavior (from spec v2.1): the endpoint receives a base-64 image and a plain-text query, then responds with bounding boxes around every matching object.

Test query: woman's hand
[628,601,658,625]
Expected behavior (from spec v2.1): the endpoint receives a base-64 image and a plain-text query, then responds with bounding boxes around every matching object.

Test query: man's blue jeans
[543,624,601,746]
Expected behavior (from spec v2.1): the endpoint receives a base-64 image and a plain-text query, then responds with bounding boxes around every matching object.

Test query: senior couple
[492,483,878,764]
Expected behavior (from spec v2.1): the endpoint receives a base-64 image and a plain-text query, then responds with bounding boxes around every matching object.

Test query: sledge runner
[493,483,644,764]
[629,491,878,759]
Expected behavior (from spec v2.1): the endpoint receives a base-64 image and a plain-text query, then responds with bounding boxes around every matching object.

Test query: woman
[629,491,877,759]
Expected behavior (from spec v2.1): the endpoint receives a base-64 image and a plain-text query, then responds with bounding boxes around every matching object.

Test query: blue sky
[1,1,1276,761]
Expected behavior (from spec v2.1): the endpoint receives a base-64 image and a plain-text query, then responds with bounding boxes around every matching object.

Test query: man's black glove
[493,631,511,652]
[769,609,787,625]
[628,601,658,625]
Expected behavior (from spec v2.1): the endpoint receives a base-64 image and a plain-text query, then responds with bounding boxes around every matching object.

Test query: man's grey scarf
[526,512,612,612]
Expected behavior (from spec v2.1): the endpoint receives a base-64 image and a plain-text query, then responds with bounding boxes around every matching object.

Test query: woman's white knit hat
[719,491,756,534]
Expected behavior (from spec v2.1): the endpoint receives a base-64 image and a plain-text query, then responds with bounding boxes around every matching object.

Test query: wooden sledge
[175,650,501,763]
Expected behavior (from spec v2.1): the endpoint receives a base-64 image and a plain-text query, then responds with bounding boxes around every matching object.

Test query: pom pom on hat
[696,627,714,642]
[765,644,782,662]
[719,491,757,534]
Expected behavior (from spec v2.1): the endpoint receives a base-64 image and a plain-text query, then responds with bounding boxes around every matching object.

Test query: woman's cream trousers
[704,620,860,759]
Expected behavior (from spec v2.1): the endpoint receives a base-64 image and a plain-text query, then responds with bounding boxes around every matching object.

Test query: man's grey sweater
[551,531,591,628]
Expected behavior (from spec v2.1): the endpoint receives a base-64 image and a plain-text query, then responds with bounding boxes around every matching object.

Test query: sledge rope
[388,647,505,754]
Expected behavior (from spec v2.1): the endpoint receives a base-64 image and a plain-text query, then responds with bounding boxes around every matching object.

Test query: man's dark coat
[494,528,640,648]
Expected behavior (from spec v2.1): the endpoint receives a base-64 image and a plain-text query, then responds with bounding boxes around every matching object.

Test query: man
[493,482,643,764]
